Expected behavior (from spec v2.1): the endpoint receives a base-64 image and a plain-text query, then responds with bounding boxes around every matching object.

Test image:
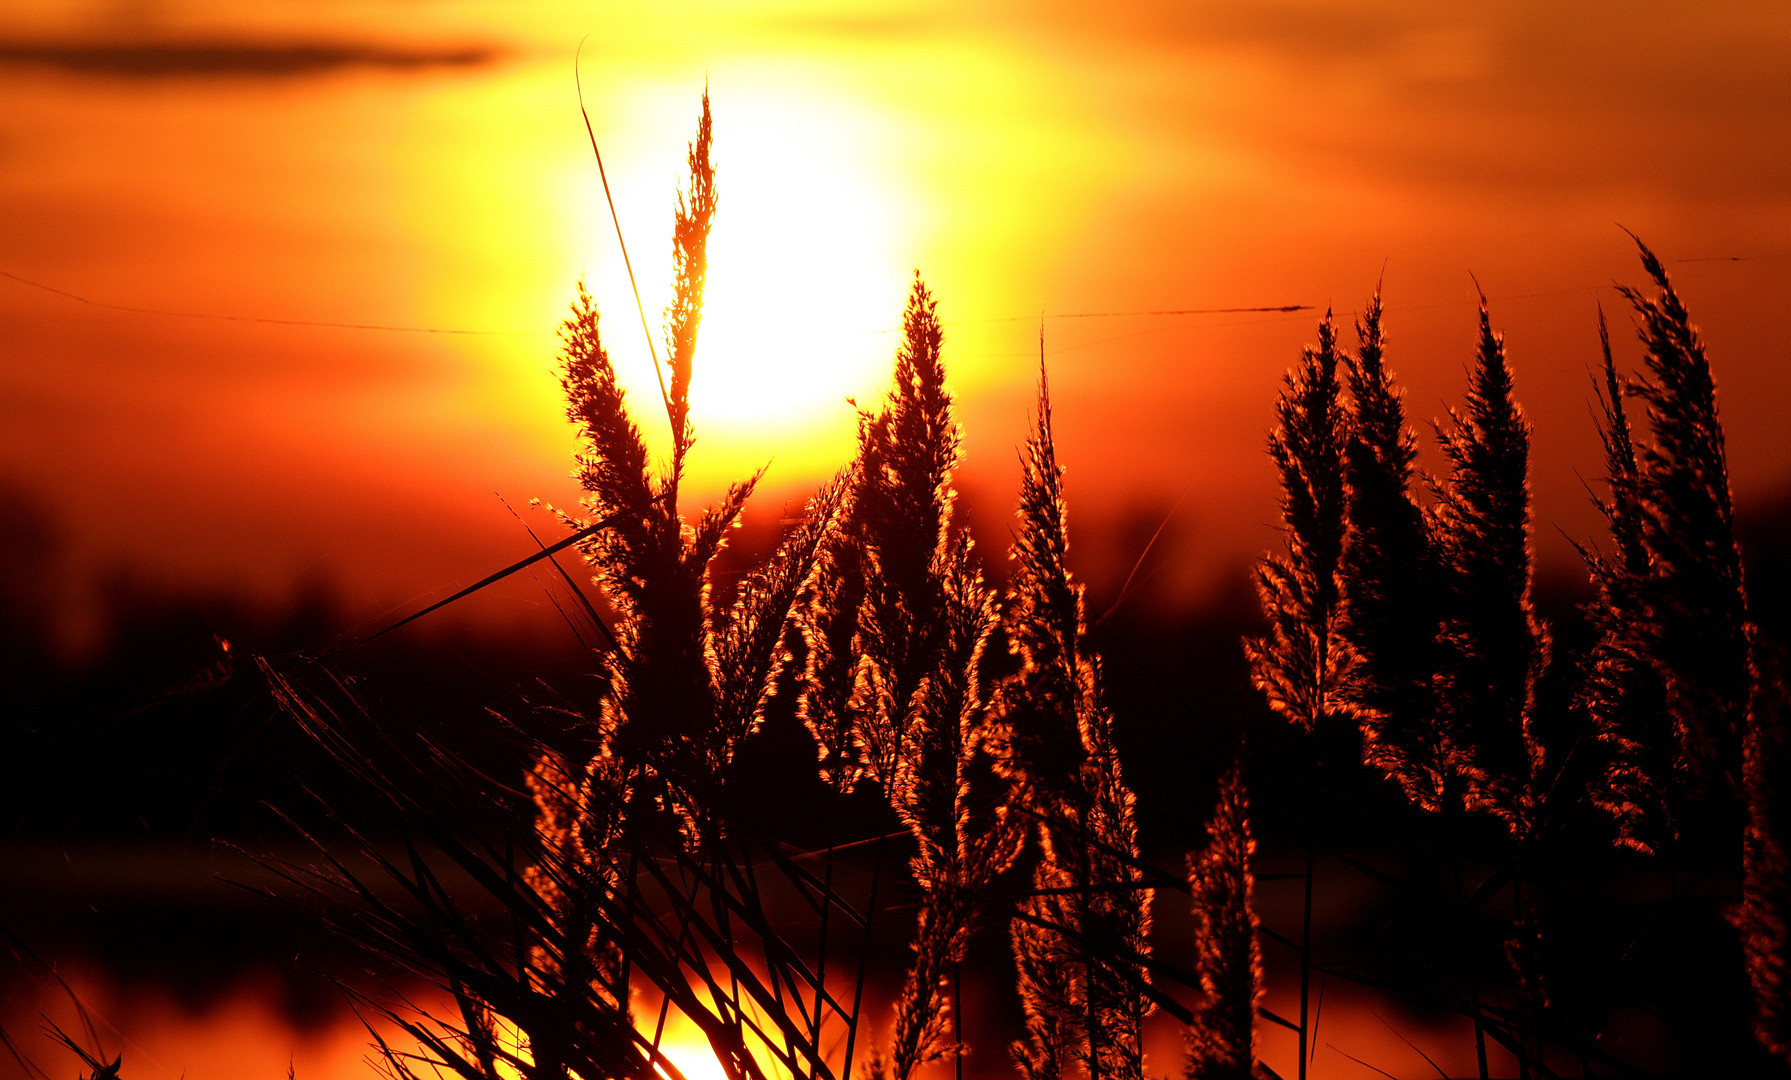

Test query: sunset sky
[3,0,1790,654]
[7,5,1791,1079]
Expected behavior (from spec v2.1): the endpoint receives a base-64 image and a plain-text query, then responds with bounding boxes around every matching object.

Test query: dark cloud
[0,38,504,79]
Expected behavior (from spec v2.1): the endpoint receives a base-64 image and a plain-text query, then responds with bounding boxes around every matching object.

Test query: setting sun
[689,93,912,426]
[568,82,916,491]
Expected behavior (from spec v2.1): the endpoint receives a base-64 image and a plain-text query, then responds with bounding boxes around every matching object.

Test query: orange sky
[3,0,1789,653]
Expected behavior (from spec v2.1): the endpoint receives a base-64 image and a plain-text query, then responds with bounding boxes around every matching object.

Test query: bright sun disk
[585,85,914,453]
[691,101,910,428]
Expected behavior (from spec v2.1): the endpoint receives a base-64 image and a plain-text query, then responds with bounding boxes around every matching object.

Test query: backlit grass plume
[1578,307,1678,852]
[797,276,962,793]
[1739,635,1791,1064]
[552,91,849,840]
[1241,310,1349,1080]
[523,743,624,1014]
[1183,761,1262,1080]
[1008,885,1081,1080]
[863,279,1015,1080]
[796,277,1017,1080]
[546,104,872,1080]
[1582,241,1762,847]
[1245,310,1355,734]
[1428,298,1550,828]
[1334,297,1469,812]
[884,524,1016,1080]
[846,276,966,789]
[661,90,715,490]
[794,476,871,790]
[1609,238,1753,790]
[1584,240,1789,1061]
[985,364,1152,1080]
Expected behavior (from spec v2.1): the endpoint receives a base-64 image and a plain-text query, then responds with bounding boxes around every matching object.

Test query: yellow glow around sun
[652,1004,770,1080]
[408,68,928,498]
[657,1039,734,1080]
[483,1007,740,1080]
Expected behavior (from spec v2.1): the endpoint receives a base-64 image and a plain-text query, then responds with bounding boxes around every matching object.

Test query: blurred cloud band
[0,39,503,78]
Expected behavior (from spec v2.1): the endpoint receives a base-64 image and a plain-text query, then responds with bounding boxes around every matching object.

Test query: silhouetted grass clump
[1249,236,1791,1076]
[208,92,1791,1080]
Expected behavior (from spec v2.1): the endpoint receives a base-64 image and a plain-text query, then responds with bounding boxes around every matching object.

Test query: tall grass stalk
[1429,297,1549,836]
[985,362,1152,1080]
[1613,239,1753,791]
[258,94,881,1080]
[1183,761,1261,1080]
[1580,306,1678,854]
[1243,308,1351,1080]
[1245,309,1353,736]
[1335,296,1472,814]
[815,277,1021,1080]
[1431,302,1549,1077]
[1593,240,1791,1064]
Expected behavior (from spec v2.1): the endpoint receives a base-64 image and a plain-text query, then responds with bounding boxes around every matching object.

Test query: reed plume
[797,277,959,792]
[1335,297,1470,812]
[795,478,872,790]
[1242,310,1353,1080]
[1608,238,1753,791]
[1245,310,1355,734]
[1574,242,1791,1063]
[1428,298,1550,829]
[712,473,846,749]
[1427,300,1554,1074]
[552,90,856,846]
[1581,240,1758,849]
[1739,634,1791,1064]
[1183,761,1262,1080]
[985,364,1152,1080]
[885,525,1016,1080]
[1009,883,1080,1080]
[525,744,624,1013]
[793,276,1017,1080]
[486,93,858,1080]
[556,232,735,837]
[847,275,963,790]
[662,90,715,492]
[1578,308,1678,852]
[1599,241,1791,1063]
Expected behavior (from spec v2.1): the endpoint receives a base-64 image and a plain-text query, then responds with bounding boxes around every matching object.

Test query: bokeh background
[4,2,1790,1078]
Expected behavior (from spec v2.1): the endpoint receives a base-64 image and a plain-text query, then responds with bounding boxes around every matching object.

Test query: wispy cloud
[0,38,504,79]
